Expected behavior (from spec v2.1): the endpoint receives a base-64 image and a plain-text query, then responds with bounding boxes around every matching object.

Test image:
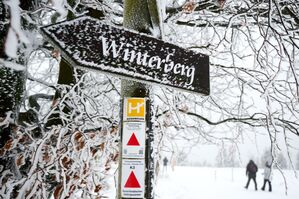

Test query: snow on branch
[0,58,25,71]
[4,0,29,58]
[51,0,67,20]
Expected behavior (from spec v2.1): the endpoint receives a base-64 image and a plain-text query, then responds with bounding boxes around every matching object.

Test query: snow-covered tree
[156,0,299,172]
[176,150,189,166]
[215,144,238,167]
[0,0,299,198]
[215,145,227,167]
[1,1,121,198]
[260,149,290,169]
[260,149,273,167]
[277,153,288,169]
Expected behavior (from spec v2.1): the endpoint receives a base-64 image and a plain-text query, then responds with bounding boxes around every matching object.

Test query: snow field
[156,167,299,199]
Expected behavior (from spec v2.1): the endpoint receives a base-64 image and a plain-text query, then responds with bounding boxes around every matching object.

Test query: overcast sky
[186,129,299,167]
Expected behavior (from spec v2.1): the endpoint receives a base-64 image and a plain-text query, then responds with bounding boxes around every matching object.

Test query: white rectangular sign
[121,159,145,198]
[122,122,146,159]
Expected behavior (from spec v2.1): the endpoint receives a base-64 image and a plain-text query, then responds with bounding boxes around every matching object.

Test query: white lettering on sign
[101,36,195,86]
[128,101,144,114]
[101,37,125,58]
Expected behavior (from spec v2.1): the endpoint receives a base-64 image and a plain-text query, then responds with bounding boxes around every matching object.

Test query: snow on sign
[121,159,145,198]
[122,122,146,158]
[40,16,210,95]
[124,98,146,121]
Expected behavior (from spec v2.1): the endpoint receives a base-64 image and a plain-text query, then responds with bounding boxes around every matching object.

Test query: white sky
[186,129,299,167]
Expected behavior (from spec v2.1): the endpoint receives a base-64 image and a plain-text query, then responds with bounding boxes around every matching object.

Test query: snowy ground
[155,166,299,199]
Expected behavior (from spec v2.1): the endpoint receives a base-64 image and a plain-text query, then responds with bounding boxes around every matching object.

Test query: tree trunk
[119,1,161,198]
[0,1,30,149]
[0,1,25,120]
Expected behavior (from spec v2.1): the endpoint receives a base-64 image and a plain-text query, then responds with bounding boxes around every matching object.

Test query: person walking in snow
[261,161,272,192]
[162,157,168,174]
[171,156,176,172]
[245,160,258,190]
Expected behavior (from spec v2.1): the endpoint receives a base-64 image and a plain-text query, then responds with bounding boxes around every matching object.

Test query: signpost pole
[144,96,154,199]
[118,1,159,198]
[119,82,151,199]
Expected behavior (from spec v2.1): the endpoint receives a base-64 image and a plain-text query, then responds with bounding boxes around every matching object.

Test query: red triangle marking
[127,133,140,146]
[124,171,141,188]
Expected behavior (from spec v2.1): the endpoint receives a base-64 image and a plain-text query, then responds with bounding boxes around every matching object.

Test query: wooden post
[118,1,161,198]
[118,82,152,199]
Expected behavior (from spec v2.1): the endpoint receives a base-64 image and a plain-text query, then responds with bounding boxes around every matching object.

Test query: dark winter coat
[246,160,258,177]
[163,157,168,166]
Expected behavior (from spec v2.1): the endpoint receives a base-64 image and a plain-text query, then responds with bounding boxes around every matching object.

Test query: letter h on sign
[124,98,146,121]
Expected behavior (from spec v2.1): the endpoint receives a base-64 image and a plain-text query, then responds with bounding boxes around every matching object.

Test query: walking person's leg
[245,176,251,189]
[268,180,272,192]
[253,176,257,190]
[261,179,266,191]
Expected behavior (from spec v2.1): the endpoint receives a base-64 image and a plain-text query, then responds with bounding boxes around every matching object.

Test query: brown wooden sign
[41,16,209,95]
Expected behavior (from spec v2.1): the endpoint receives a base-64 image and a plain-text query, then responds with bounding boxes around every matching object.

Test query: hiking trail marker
[121,159,145,198]
[124,98,146,121]
[122,122,145,158]
[127,133,140,146]
[40,16,209,95]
